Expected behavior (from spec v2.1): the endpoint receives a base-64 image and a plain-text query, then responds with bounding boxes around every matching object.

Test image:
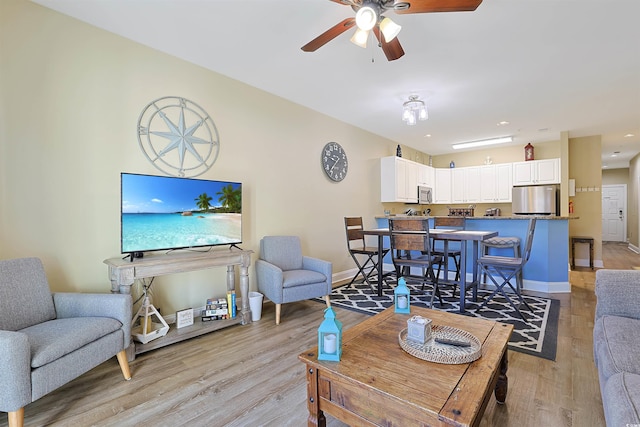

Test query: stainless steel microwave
[418,186,432,205]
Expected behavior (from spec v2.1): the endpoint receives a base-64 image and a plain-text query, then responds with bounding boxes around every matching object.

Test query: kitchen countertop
[375,215,577,220]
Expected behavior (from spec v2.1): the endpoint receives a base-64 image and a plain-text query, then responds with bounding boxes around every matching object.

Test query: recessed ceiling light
[424,134,431,138]
[624,133,635,138]
[497,121,509,126]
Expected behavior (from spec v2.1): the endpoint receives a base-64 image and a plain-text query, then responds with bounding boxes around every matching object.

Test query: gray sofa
[594,269,640,426]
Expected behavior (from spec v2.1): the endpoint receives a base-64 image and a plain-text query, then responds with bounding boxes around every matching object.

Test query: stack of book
[201,290,237,321]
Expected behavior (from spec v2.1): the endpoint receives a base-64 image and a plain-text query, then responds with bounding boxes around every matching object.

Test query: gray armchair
[0,257,132,427]
[255,236,332,325]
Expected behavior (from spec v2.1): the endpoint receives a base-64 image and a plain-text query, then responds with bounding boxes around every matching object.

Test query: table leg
[305,364,326,427]
[495,350,509,404]
[377,234,384,297]
[458,240,467,313]
[471,240,479,302]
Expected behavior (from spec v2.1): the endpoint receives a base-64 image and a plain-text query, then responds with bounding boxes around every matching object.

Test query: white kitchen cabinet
[451,167,481,203]
[512,158,560,185]
[480,163,513,203]
[433,168,451,204]
[380,156,419,203]
[417,164,435,188]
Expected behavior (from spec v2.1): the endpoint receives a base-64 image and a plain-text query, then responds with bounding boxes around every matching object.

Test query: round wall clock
[137,96,219,177]
[321,142,348,182]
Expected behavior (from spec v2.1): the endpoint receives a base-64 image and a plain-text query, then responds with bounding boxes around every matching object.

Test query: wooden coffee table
[298,306,513,427]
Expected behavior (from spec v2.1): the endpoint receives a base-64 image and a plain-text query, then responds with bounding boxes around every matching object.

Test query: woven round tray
[398,325,482,364]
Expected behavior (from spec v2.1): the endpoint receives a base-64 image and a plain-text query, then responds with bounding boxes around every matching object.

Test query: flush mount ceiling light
[402,95,428,126]
[452,136,513,150]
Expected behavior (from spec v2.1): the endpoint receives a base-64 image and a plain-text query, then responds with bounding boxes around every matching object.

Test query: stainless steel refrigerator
[512,185,559,215]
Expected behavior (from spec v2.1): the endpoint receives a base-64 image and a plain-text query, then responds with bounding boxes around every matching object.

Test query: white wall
[0,0,398,313]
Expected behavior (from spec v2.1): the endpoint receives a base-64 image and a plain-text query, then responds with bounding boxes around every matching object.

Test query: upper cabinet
[417,163,435,188]
[512,159,560,185]
[380,156,419,203]
[480,163,513,203]
[451,166,481,203]
[433,168,452,204]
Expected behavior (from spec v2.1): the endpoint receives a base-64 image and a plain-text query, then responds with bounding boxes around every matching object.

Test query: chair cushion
[20,317,123,368]
[0,258,56,331]
[594,315,640,380]
[260,236,303,271]
[282,270,327,288]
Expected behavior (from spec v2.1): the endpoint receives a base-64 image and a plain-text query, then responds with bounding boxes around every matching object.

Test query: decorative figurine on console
[318,307,342,361]
[394,277,410,314]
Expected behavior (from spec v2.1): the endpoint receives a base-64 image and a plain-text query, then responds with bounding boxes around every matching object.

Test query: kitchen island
[376,215,573,293]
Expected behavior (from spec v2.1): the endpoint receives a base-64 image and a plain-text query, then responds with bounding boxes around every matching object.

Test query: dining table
[362,226,498,313]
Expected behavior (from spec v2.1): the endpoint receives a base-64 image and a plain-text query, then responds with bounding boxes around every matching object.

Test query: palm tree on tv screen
[217,184,241,213]
[195,193,213,212]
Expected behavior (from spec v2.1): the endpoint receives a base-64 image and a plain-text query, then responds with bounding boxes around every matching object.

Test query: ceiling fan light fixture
[350,28,369,48]
[355,6,378,31]
[402,95,428,125]
[452,136,513,150]
[379,17,401,42]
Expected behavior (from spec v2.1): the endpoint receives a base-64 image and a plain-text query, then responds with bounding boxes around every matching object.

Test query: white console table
[104,248,253,358]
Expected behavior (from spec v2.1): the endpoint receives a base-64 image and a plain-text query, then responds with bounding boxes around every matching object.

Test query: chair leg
[8,408,24,427]
[116,349,132,380]
[275,303,282,325]
[476,266,531,321]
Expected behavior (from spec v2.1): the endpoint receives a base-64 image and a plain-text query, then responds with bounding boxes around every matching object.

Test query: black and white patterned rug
[316,280,559,361]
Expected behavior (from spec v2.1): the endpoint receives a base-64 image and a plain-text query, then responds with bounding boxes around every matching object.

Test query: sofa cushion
[20,317,123,368]
[282,270,326,288]
[0,258,56,331]
[602,372,640,426]
[594,315,640,380]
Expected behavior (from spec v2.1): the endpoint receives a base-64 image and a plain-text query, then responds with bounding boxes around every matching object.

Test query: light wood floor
[2,242,638,427]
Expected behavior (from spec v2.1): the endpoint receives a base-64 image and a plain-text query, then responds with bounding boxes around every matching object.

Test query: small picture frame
[176,308,194,329]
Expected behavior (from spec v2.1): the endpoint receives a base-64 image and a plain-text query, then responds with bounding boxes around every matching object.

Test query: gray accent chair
[594,269,640,426]
[0,257,133,427]
[255,236,332,325]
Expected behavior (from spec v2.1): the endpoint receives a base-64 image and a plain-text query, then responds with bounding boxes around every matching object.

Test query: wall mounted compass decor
[137,96,219,177]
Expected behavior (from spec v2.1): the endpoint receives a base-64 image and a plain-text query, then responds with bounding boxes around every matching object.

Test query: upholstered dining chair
[476,218,537,320]
[388,218,443,308]
[0,257,133,427]
[344,217,389,291]
[255,236,332,325]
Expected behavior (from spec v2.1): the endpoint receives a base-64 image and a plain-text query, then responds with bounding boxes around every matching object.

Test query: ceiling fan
[301,0,483,61]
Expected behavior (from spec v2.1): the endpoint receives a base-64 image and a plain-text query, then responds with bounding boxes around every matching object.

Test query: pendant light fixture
[402,95,428,126]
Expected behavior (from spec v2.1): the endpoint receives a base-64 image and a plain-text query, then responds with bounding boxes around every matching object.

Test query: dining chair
[344,217,389,291]
[431,216,465,296]
[475,218,537,320]
[388,218,443,308]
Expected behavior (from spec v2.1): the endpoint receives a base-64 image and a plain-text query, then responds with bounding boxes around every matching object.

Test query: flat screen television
[120,173,242,258]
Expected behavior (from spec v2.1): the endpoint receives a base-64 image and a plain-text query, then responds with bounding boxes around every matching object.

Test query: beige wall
[568,135,603,263]
[0,0,399,314]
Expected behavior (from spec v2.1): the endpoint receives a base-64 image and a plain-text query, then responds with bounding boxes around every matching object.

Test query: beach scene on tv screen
[121,174,242,253]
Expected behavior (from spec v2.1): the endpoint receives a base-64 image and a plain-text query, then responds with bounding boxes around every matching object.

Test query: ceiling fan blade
[395,0,483,14]
[301,18,356,52]
[373,26,405,61]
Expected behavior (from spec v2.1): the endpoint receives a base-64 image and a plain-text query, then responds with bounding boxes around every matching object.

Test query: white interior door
[602,184,627,242]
